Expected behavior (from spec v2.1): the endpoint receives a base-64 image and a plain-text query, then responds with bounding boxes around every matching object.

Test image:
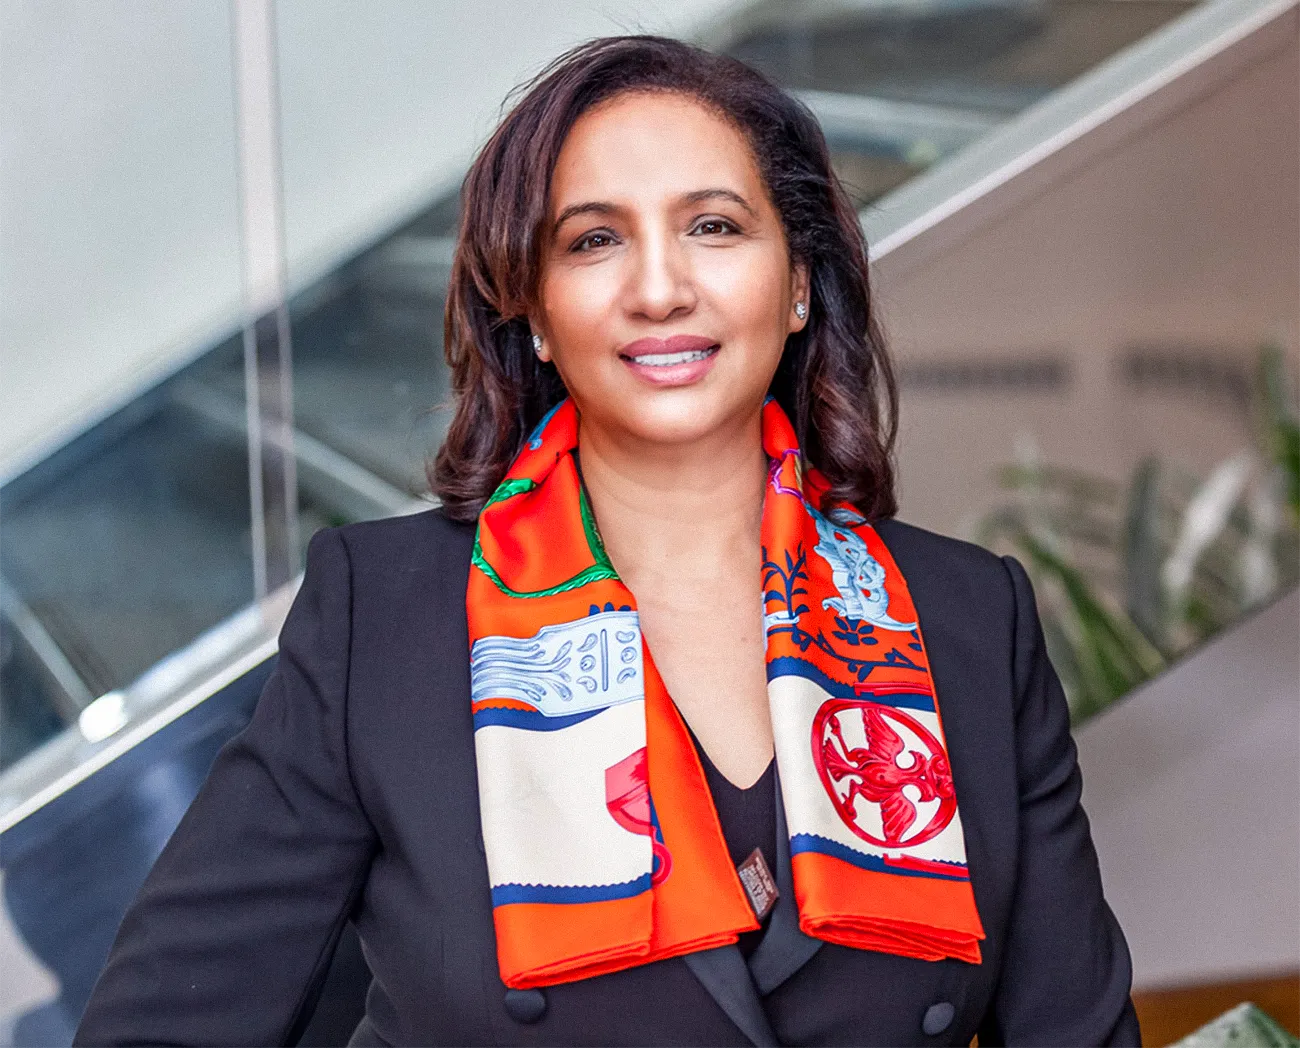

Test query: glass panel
[0,345,256,707]
[0,586,74,771]
[274,3,463,527]
[0,2,251,776]
[284,207,457,515]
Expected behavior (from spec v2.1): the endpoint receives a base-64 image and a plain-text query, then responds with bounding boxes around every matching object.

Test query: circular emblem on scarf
[811,696,956,848]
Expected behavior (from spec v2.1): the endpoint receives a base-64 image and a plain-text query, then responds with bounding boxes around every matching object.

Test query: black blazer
[74,508,1140,1047]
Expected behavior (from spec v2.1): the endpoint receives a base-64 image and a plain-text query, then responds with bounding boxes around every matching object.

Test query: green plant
[1172,1002,1299,1048]
[1259,344,1300,524]
[977,345,1299,724]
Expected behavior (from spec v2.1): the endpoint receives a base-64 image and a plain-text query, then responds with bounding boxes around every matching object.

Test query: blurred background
[0,0,1296,1044]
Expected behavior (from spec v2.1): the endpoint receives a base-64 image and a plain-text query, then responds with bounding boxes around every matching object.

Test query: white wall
[1076,589,1300,989]
[0,0,737,481]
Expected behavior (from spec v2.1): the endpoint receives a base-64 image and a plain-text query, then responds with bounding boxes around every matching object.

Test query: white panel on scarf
[768,673,970,866]
[470,609,643,716]
[474,701,651,889]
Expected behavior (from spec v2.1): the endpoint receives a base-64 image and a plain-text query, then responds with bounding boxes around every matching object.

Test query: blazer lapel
[682,767,825,1045]
[748,765,824,996]
[682,947,777,1047]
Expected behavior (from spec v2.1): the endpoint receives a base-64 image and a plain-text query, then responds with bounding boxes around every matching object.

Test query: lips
[619,334,719,367]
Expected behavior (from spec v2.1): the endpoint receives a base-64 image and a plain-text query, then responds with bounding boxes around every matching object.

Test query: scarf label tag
[737,848,779,920]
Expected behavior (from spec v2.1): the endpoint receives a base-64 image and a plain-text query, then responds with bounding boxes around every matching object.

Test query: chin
[610,387,759,447]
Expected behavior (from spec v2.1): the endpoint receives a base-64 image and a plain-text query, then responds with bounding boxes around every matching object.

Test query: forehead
[549,91,766,211]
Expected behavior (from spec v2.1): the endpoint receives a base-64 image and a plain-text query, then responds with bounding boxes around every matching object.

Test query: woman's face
[532,90,809,449]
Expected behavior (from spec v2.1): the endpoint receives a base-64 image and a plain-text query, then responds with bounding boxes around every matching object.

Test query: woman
[76,35,1139,1047]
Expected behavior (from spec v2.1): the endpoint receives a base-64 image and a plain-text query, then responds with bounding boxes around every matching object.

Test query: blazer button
[504,988,547,1024]
[922,1001,955,1036]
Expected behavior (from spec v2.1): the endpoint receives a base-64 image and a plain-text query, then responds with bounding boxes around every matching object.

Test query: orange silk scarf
[467,397,985,990]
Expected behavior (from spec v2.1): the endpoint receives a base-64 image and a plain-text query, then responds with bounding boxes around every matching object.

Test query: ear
[527,315,552,363]
[789,259,811,334]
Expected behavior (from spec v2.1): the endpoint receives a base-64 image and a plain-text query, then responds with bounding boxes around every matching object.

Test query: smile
[624,346,719,366]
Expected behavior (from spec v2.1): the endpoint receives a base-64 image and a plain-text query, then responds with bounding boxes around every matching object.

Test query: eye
[570,230,618,253]
[692,217,739,236]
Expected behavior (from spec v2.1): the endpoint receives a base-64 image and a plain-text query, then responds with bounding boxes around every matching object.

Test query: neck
[576,408,768,579]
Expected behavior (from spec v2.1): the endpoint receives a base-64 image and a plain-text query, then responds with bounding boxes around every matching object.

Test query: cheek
[542,266,620,342]
[537,268,625,404]
[701,250,790,333]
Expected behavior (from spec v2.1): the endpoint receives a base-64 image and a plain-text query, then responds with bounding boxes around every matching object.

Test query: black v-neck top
[685,725,779,957]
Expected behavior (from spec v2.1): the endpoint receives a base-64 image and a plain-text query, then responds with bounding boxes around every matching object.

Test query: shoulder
[295,506,476,638]
[872,516,1000,572]
[873,516,1017,620]
[333,502,476,556]
[873,517,1045,703]
[300,508,476,706]
[314,504,476,582]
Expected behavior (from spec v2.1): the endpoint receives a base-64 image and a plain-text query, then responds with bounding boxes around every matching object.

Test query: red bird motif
[813,699,956,848]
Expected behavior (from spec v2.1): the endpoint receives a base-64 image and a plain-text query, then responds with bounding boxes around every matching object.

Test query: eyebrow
[550,187,758,238]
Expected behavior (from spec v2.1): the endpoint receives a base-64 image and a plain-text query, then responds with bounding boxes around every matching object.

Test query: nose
[624,222,696,322]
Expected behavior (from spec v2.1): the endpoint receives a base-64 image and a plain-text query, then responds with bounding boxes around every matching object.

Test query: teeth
[629,347,716,366]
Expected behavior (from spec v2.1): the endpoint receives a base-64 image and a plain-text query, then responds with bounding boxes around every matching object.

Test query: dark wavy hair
[430,34,898,522]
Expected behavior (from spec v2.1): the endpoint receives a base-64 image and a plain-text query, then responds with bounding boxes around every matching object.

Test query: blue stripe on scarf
[766,657,935,711]
[789,834,969,881]
[472,706,606,732]
[491,874,653,906]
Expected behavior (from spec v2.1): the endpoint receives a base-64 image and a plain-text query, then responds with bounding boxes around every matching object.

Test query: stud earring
[532,334,543,355]
[794,301,807,319]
